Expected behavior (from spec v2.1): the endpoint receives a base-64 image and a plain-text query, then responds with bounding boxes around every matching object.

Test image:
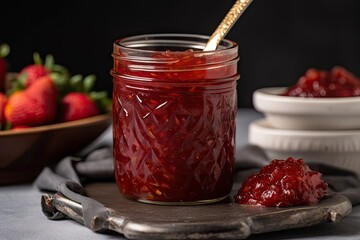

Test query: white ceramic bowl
[249,118,360,174]
[253,87,360,130]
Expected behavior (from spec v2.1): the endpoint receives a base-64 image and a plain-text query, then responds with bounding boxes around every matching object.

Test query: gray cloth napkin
[35,144,360,230]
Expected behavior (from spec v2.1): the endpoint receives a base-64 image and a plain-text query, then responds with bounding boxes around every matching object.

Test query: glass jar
[111,34,239,205]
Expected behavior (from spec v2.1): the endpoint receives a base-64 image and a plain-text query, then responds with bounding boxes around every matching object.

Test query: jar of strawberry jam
[111,34,239,204]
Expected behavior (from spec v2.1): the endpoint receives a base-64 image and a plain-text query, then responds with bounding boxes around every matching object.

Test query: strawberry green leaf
[70,74,83,92]
[18,73,27,87]
[52,64,69,74]
[83,74,96,93]
[89,91,107,100]
[6,74,26,96]
[0,43,10,58]
[44,54,55,69]
[50,72,68,93]
[100,97,112,113]
[89,91,112,113]
[33,52,43,65]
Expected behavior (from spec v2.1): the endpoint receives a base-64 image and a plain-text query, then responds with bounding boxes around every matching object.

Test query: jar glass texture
[111,34,239,204]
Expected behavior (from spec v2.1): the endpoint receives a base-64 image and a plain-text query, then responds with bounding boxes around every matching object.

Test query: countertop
[1,108,359,240]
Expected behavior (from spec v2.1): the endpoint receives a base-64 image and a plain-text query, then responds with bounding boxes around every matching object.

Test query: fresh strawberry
[5,76,58,127]
[0,93,7,125]
[0,43,10,92]
[19,64,49,87]
[63,74,112,113]
[13,52,69,91]
[58,92,99,122]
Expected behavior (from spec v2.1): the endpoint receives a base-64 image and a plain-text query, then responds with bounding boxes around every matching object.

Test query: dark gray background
[1,0,360,107]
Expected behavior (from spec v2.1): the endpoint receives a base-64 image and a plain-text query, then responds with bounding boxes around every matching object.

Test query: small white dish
[253,87,360,130]
[249,118,360,174]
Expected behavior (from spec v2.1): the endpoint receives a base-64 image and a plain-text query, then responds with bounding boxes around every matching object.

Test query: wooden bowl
[0,114,112,185]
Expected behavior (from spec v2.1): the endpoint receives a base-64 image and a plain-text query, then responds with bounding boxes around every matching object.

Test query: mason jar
[111,33,239,205]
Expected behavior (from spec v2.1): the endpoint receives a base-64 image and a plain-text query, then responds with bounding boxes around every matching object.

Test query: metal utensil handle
[204,0,253,51]
[42,193,126,233]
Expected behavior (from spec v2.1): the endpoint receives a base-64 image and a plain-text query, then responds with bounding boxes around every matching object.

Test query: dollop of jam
[234,157,327,207]
[282,66,360,97]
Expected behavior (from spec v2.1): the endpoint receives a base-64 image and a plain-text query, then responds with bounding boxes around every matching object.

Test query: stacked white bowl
[249,87,360,174]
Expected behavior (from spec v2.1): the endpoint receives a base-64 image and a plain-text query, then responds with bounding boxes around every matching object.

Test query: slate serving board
[43,182,352,239]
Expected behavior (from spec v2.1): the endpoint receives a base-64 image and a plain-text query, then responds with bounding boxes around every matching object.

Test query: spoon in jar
[203,0,254,51]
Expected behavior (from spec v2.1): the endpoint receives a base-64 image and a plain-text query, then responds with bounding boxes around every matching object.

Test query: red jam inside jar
[282,66,360,97]
[111,34,239,204]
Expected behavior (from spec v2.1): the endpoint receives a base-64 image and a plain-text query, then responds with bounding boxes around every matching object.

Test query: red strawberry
[0,93,7,125]
[5,76,58,127]
[58,92,99,122]
[19,64,49,87]
[15,53,69,89]
[0,43,10,92]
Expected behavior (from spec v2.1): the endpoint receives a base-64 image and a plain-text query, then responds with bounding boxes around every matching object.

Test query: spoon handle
[203,0,253,51]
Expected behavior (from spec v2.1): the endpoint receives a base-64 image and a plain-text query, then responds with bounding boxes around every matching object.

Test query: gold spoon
[203,0,254,51]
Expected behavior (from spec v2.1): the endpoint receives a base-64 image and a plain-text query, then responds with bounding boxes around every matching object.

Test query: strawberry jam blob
[111,34,239,204]
[282,66,360,97]
[234,157,327,207]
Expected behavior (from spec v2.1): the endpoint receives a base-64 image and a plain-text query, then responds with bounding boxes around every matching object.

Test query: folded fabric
[35,144,360,229]
[35,148,114,230]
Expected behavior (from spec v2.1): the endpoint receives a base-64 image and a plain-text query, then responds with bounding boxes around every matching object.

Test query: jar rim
[114,33,238,53]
